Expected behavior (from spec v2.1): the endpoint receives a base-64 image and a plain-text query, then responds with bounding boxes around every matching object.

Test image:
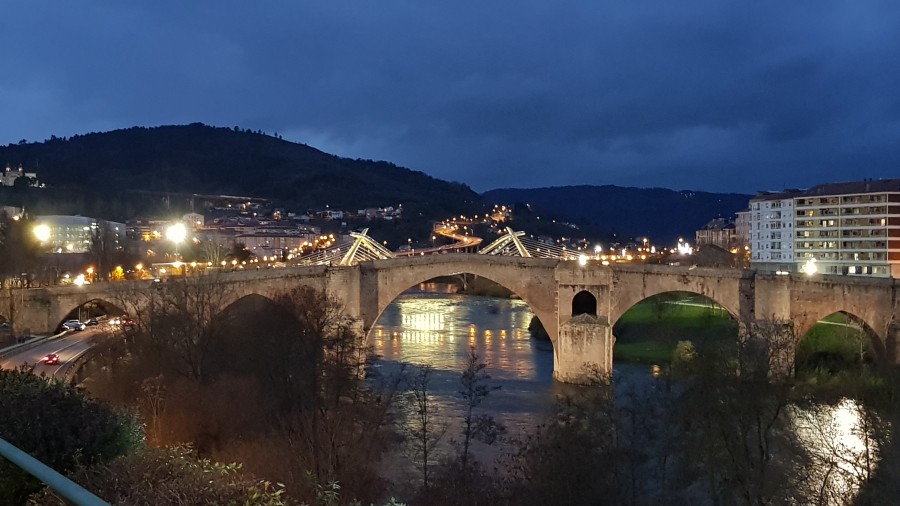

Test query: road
[0,327,111,378]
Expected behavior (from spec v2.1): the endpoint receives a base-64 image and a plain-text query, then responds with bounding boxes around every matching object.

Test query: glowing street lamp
[166,223,187,259]
[802,258,818,276]
[33,224,50,243]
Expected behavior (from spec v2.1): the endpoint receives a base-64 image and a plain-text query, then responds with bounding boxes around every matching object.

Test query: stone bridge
[3,254,899,383]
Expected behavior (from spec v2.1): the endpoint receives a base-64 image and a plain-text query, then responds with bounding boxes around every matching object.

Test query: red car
[42,353,59,365]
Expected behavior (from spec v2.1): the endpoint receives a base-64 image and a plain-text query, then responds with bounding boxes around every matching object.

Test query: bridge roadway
[2,254,899,384]
[0,327,110,379]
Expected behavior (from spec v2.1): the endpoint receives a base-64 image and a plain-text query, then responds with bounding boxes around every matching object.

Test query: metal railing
[0,437,108,505]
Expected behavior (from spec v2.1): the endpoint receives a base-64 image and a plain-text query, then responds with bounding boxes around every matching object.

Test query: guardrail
[0,437,108,505]
[0,332,65,362]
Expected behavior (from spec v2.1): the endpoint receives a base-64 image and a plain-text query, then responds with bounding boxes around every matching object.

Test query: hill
[0,123,480,218]
[0,124,751,245]
[483,185,751,244]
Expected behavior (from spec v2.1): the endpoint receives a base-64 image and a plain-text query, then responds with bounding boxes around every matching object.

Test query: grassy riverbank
[613,294,737,364]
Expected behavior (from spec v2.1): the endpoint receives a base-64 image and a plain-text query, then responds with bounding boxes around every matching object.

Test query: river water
[369,284,658,455]
[369,284,877,502]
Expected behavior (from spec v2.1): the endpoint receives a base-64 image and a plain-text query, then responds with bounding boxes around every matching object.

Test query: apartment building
[749,179,900,277]
[748,193,795,268]
[695,217,737,250]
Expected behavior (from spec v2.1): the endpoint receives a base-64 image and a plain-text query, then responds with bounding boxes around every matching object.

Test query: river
[369,284,878,502]
[369,284,659,455]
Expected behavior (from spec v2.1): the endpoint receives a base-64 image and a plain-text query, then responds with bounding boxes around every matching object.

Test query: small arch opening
[572,290,597,316]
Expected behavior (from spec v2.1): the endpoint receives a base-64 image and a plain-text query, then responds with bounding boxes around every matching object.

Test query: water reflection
[370,287,558,446]
[793,398,879,504]
[371,287,884,501]
[371,291,538,380]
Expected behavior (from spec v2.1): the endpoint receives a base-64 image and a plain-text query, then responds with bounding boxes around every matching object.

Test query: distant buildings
[748,179,900,278]
[1,164,41,187]
[695,217,737,250]
[33,215,125,254]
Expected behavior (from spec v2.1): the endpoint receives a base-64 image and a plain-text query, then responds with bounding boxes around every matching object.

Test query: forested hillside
[0,123,480,217]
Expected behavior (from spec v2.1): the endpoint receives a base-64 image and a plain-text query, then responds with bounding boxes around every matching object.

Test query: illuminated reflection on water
[793,398,879,504]
[371,287,883,499]
[370,288,557,438]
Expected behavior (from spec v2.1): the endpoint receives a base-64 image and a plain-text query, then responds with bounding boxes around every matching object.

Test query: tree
[0,212,41,339]
[198,234,231,265]
[425,348,505,506]
[671,318,806,505]
[271,286,401,502]
[147,274,236,381]
[0,367,141,504]
[89,219,133,281]
[27,445,288,506]
[404,364,446,491]
[457,347,504,470]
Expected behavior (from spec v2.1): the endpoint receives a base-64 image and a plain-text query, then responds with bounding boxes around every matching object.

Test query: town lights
[802,258,818,276]
[578,254,588,267]
[33,224,50,242]
[166,223,187,244]
[167,223,187,260]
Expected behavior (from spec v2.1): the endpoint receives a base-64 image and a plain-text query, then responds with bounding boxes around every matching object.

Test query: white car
[62,320,86,331]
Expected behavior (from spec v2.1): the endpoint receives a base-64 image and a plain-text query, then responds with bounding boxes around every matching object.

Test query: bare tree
[89,220,133,281]
[457,347,504,471]
[672,317,806,505]
[404,364,446,490]
[198,234,232,266]
[272,286,402,502]
[148,273,235,381]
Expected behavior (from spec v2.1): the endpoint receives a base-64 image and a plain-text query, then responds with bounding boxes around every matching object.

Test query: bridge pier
[885,320,900,368]
[554,314,614,384]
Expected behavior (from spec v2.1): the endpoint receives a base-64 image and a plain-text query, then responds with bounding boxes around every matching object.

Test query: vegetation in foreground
[7,278,900,505]
[0,368,141,504]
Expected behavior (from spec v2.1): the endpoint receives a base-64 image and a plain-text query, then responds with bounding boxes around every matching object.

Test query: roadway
[393,223,483,257]
[0,327,111,378]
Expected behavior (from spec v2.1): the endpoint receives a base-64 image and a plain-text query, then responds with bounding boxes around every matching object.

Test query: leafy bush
[0,367,141,504]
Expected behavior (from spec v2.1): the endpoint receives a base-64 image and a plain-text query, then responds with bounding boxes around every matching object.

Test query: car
[42,353,59,365]
[62,320,86,331]
[85,318,100,326]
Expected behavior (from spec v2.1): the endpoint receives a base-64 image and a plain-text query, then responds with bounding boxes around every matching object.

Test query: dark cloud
[2,1,900,192]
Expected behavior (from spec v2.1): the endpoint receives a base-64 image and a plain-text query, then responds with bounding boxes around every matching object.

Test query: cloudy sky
[2,2,899,193]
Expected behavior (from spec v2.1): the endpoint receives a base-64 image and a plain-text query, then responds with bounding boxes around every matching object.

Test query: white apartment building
[748,194,795,269]
[749,179,900,278]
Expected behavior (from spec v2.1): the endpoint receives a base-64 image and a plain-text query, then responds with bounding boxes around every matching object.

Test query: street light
[802,258,818,276]
[166,223,187,259]
[34,224,50,243]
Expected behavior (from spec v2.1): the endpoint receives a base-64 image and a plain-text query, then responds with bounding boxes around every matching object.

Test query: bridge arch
[793,306,884,351]
[796,310,885,370]
[362,256,559,345]
[572,290,597,317]
[56,298,128,331]
[611,291,740,364]
[606,268,744,330]
[611,290,739,331]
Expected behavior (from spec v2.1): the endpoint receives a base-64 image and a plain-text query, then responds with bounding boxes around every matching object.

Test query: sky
[2,1,899,194]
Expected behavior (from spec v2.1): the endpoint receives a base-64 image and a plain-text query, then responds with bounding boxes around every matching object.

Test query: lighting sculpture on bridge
[478,227,573,259]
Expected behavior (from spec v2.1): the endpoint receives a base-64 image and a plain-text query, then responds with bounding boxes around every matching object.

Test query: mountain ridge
[1,123,750,242]
[483,185,750,243]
